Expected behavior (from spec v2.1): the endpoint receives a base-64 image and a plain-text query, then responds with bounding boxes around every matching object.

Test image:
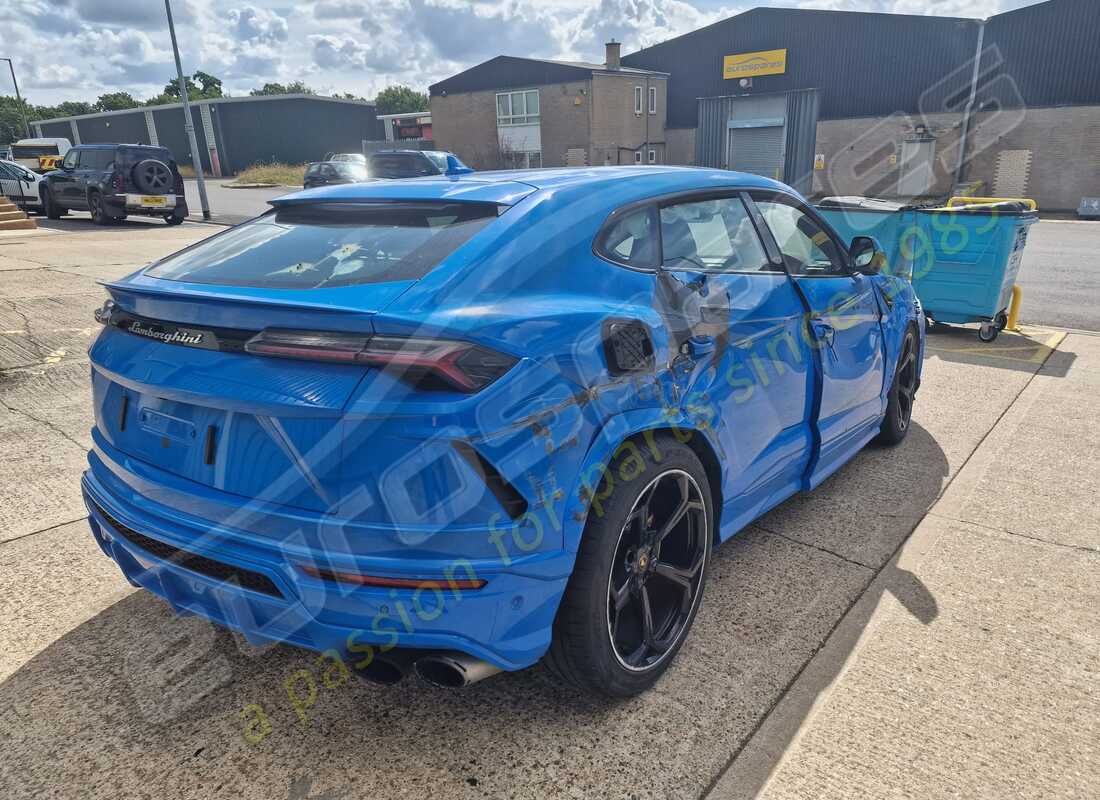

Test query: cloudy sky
[3,0,1048,106]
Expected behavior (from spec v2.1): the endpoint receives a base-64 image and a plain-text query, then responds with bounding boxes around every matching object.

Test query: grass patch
[229,162,306,186]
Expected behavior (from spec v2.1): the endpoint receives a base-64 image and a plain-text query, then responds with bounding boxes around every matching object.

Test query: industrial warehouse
[431,0,1099,210]
[29,94,384,177]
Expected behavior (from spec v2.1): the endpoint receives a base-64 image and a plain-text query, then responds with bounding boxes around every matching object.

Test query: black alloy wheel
[607,469,708,672]
[877,326,918,445]
[89,192,109,225]
[545,435,713,696]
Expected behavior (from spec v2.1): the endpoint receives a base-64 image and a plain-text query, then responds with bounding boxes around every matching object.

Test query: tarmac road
[1017,220,1100,331]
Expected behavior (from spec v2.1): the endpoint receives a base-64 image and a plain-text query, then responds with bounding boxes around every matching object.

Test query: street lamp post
[164,0,211,220]
[0,58,31,139]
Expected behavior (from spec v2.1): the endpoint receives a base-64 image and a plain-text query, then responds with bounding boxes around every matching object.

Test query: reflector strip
[300,565,486,590]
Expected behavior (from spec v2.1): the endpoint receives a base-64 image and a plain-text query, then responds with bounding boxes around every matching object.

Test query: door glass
[753,195,846,275]
[597,206,658,269]
[658,196,770,272]
[62,150,80,169]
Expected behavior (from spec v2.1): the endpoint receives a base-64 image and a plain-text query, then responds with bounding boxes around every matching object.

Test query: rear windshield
[12,144,60,158]
[145,202,500,288]
[370,153,435,179]
[119,146,176,166]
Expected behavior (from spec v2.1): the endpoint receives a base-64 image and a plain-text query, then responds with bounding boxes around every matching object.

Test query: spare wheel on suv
[133,159,174,194]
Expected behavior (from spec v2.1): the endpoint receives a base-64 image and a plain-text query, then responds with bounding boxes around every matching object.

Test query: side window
[596,206,659,269]
[658,195,770,272]
[62,149,81,169]
[752,194,846,276]
[85,150,111,170]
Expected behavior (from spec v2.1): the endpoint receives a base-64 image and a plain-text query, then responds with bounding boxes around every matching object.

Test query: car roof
[273,166,791,208]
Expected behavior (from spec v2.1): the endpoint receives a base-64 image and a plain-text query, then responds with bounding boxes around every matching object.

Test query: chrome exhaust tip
[414,652,502,688]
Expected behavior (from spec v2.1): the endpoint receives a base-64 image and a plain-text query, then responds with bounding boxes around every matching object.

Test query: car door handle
[810,318,838,361]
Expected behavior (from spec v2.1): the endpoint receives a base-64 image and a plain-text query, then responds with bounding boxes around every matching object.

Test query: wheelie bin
[910,199,1038,341]
[816,196,919,280]
[816,196,1038,342]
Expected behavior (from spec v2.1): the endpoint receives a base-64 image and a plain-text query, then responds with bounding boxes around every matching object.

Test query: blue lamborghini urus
[83,167,924,696]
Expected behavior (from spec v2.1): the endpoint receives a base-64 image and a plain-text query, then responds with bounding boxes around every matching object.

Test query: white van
[11,138,72,173]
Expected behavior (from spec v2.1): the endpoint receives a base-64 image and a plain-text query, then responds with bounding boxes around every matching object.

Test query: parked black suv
[41,144,188,225]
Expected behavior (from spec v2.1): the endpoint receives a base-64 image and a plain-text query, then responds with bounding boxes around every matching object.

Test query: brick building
[431,0,1099,211]
[430,43,668,170]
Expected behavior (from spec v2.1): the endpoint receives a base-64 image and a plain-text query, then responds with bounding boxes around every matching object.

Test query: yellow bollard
[1007,285,1023,331]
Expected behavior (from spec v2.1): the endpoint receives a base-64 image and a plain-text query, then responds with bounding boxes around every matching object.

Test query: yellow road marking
[927,330,1065,363]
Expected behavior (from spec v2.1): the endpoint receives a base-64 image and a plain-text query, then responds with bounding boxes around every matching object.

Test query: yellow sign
[814,154,825,170]
[723,48,787,79]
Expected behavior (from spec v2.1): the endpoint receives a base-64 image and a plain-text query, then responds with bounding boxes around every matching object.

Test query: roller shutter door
[727,126,784,180]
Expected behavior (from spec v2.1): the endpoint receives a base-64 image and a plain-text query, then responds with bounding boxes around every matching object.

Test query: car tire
[164,212,185,226]
[545,434,713,696]
[41,187,65,220]
[876,324,919,446]
[132,159,174,194]
[88,192,110,226]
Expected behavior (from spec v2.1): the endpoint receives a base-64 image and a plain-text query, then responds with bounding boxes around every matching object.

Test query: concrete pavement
[711,333,1099,800]
[0,223,1096,799]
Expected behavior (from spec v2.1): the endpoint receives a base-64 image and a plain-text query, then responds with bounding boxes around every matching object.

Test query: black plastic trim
[452,442,529,519]
[91,500,282,598]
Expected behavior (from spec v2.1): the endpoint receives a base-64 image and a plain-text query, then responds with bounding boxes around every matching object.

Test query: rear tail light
[173,172,184,194]
[112,172,124,194]
[244,329,516,392]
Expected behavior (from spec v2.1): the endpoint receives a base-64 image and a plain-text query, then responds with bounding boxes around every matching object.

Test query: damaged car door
[654,192,815,537]
[749,191,886,487]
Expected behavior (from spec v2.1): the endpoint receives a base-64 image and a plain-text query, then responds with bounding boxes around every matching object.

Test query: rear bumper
[82,438,573,671]
[105,194,188,217]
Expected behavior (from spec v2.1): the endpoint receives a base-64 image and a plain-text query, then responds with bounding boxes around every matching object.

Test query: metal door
[726,126,784,180]
[897,138,936,197]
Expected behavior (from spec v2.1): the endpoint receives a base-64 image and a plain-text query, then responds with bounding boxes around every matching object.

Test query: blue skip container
[817,197,1038,342]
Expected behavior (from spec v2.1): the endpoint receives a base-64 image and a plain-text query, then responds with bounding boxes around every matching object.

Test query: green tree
[0,95,32,144]
[161,71,224,102]
[373,85,429,115]
[50,100,95,117]
[95,91,138,111]
[193,71,223,98]
[250,80,316,96]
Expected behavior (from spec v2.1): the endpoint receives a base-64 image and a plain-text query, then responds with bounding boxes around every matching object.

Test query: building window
[634,150,642,164]
[648,149,656,164]
[648,86,657,115]
[634,86,643,115]
[503,150,542,169]
[496,90,540,126]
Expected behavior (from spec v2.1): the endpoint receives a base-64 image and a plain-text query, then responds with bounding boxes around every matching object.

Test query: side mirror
[444,154,475,176]
[849,235,886,275]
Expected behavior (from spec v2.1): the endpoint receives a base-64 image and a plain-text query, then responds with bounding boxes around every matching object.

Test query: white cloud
[6,0,1052,106]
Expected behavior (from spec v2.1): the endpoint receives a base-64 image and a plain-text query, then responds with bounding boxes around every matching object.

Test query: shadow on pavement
[31,214,197,233]
[925,324,1074,377]
[0,426,946,799]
